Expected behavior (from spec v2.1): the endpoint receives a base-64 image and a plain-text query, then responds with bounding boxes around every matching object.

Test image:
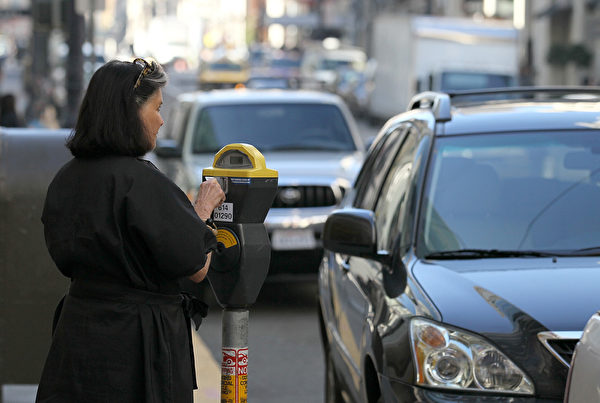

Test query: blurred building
[2,0,598,126]
[335,0,600,86]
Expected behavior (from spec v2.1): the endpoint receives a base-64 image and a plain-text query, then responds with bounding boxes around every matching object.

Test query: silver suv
[150,89,365,279]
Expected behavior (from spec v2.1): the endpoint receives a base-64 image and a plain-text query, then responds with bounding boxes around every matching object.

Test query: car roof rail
[408,86,600,123]
[407,91,451,122]
[446,86,600,98]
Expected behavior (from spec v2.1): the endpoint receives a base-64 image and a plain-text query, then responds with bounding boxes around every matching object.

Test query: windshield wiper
[571,246,600,256]
[425,249,564,260]
[266,145,342,151]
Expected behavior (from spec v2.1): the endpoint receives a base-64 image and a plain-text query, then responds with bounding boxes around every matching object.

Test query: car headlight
[410,318,534,395]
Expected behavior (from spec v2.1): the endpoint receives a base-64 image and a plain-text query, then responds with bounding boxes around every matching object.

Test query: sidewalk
[192,326,221,402]
[2,331,220,403]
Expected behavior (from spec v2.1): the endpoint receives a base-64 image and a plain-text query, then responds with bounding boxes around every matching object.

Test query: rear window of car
[208,63,244,71]
[191,103,357,153]
[418,130,600,255]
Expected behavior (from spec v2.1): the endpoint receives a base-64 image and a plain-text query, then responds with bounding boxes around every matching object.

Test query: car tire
[325,348,344,403]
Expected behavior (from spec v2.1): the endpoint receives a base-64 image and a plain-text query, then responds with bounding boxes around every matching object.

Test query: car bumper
[265,206,331,231]
[263,207,333,279]
[381,377,561,403]
[265,206,333,250]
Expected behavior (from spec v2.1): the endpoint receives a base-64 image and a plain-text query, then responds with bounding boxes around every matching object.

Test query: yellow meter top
[202,143,278,178]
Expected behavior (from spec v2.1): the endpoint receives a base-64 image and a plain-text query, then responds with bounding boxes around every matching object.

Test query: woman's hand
[193,178,225,221]
[189,179,223,283]
[189,253,212,283]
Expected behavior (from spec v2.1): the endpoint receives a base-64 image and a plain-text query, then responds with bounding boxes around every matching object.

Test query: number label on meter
[214,202,233,222]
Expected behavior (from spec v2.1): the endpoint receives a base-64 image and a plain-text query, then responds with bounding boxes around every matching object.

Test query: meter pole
[220,308,249,402]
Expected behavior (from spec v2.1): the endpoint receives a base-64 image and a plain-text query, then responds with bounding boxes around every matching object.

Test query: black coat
[35,156,217,403]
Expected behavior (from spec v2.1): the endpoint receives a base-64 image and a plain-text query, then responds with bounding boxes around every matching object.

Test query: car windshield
[418,130,600,257]
[191,103,356,153]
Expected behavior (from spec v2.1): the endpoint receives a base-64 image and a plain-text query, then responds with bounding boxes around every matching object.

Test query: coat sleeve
[124,165,217,280]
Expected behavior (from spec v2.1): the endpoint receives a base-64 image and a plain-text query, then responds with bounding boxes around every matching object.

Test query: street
[161,66,380,144]
[198,281,324,403]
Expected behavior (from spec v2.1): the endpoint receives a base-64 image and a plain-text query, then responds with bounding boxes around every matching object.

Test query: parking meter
[202,143,278,308]
[202,143,278,403]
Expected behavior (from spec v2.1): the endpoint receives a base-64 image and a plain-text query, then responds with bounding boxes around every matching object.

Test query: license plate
[271,229,317,251]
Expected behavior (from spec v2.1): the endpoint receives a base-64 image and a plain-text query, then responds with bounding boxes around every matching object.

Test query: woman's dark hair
[67,59,167,157]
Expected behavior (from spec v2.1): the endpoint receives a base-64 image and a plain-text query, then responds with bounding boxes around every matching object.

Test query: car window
[374,127,419,250]
[418,130,600,255]
[353,125,408,210]
[190,103,356,154]
[164,102,192,146]
[246,77,290,89]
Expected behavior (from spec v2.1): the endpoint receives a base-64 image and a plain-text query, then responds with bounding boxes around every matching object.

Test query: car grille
[272,185,339,208]
[538,331,581,367]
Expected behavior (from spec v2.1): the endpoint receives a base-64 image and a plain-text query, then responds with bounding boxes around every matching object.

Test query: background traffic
[0,0,598,128]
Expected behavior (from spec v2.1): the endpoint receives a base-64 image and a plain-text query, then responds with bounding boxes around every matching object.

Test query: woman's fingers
[194,179,225,216]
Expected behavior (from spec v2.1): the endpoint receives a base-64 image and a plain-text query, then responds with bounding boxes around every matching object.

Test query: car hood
[193,150,363,186]
[412,257,600,333]
[261,151,362,185]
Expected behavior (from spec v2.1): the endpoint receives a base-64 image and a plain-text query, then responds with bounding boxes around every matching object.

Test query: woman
[35,58,225,402]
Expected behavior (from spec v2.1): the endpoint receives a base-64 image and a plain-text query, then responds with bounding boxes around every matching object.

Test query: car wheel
[325,348,344,403]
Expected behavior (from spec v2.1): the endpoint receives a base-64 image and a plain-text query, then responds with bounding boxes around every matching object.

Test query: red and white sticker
[221,347,248,402]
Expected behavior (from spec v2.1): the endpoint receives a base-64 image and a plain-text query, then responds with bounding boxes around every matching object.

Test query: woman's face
[139,89,164,149]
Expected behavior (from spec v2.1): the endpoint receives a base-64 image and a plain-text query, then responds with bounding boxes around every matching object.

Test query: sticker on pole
[214,202,233,222]
[221,347,248,402]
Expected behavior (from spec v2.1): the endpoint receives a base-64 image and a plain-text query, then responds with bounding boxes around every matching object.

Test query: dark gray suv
[318,87,600,402]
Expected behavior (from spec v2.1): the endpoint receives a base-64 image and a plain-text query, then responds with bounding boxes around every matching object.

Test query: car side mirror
[154,139,182,158]
[323,208,407,298]
[323,209,379,258]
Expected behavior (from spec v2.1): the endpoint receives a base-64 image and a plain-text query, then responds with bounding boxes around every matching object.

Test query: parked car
[267,51,302,81]
[318,87,600,402]
[564,311,600,403]
[301,44,367,92]
[197,57,250,90]
[334,61,376,119]
[150,89,365,280]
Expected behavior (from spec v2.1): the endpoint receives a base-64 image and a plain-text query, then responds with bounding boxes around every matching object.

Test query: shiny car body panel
[413,259,600,333]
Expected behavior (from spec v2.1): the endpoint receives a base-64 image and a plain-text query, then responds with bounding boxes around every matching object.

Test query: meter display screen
[230,155,244,165]
[216,150,253,169]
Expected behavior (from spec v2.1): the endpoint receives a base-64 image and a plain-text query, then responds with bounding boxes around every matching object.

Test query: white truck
[368,14,520,121]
